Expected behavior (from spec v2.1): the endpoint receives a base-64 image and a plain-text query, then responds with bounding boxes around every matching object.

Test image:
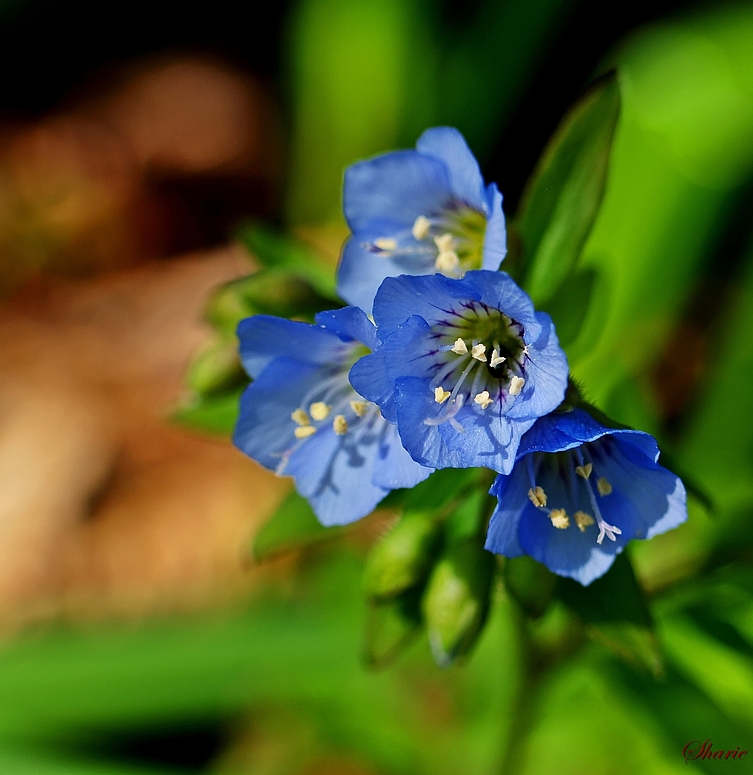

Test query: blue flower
[233,306,432,526]
[484,406,688,585]
[350,270,568,474]
[337,126,507,314]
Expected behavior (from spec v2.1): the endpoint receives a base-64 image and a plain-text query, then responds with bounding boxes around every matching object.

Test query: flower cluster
[234,127,687,585]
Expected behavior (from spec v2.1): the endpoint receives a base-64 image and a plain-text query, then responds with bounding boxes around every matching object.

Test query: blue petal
[481,183,507,271]
[315,306,379,351]
[393,376,525,473]
[372,273,481,332]
[505,313,568,421]
[372,421,434,490]
[237,316,346,378]
[344,151,452,233]
[484,473,525,556]
[233,358,323,470]
[593,437,687,541]
[349,316,433,423]
[415,127,486,212]
[336,233,434,316]
[517,408,659,460]
[283,416,390,526]
[462,271,541,336]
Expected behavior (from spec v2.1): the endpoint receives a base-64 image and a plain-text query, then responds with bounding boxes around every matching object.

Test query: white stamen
[550,509,570,529]
[333,415,348,435]
[575,463,592,479]
[434,233,454,252]
[528,486,547,508]
[474,390,493,409]
[309,401,331,421]
[425,394,465,426]
[412,215,431,240]
[509,376,525,396]
[471,343,487,362]
[597,477,612,496]
[294,425,316,439]
[574,511,595,533]
[350,400,368,417]
[434,386,451,404]
[596,521,622,544]
[451,338,468,355]
[374,238,397,251]
[435,251,459,273]
[489,349,506,368]
[291,409,310,426]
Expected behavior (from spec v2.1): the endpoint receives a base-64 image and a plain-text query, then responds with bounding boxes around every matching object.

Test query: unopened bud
[363,511,443,599]
[422,538,494,666]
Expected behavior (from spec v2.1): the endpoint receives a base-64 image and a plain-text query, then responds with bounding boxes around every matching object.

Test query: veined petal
[415,126,486,211]
[237,315,346,378]
[482,183,507,271]
[344,150,452,232]
[315,306,379,351]
[372,422,434,490]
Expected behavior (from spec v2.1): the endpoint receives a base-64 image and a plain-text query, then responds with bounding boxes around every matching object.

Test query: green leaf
[253,491,341,562]
[362,589,422,670]
[363,510,444,600]
[503,556,558,619]
[558,553,663,675]
[171,386,244,437]
[402,468,480,512]
[544,267,599,348]
[517,70,621,304]
[234,221,337,299]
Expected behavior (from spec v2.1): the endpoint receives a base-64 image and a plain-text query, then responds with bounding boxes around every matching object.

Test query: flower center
[426,301,529,426]
[525,447,620,545]
[367,202,486,278]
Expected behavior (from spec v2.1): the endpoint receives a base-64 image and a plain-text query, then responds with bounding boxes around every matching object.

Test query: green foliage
[362,589,423,670]
[171,386,244,437]
[517,71,621,306]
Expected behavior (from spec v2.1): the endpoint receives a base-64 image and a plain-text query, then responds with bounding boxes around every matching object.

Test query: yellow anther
[474,390,493,409]
[333,415,348,435]
[434,386,451,404]
[294,425,317,439]
[528,486,547,508]
[291,409,310,426]
[549,509,570,529]
[435,250,459,273]
[471,343,487,362]
[434,233,455,252]
[575,463,593,479]
[509,376,525,396]
[374,237,397,251]
[412,215,431,240]
[451,338,468,355]
[309,401,331,421]
[574,511,595,532]
[597,477,613,496]
[489,348,506,368]
[350,400,368,417]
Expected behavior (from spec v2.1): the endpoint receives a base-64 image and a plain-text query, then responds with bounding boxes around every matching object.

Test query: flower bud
[185,338,246,396]
[363,511,443,599]
[361,590,422,670]
[422,538,494,666]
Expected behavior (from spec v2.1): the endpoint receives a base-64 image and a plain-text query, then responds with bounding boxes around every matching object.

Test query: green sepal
[205,268,339,340]
[558,553,664,675]
[234,220,337,299]
[171,386,245,437]
[503,555,558,620]
[362,511,444,600]
[252,490,341,562]
[361,588,423,670]
[517,70,621,305]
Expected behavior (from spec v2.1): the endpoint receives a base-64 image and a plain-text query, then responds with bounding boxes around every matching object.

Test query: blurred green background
[0,0,752,772]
